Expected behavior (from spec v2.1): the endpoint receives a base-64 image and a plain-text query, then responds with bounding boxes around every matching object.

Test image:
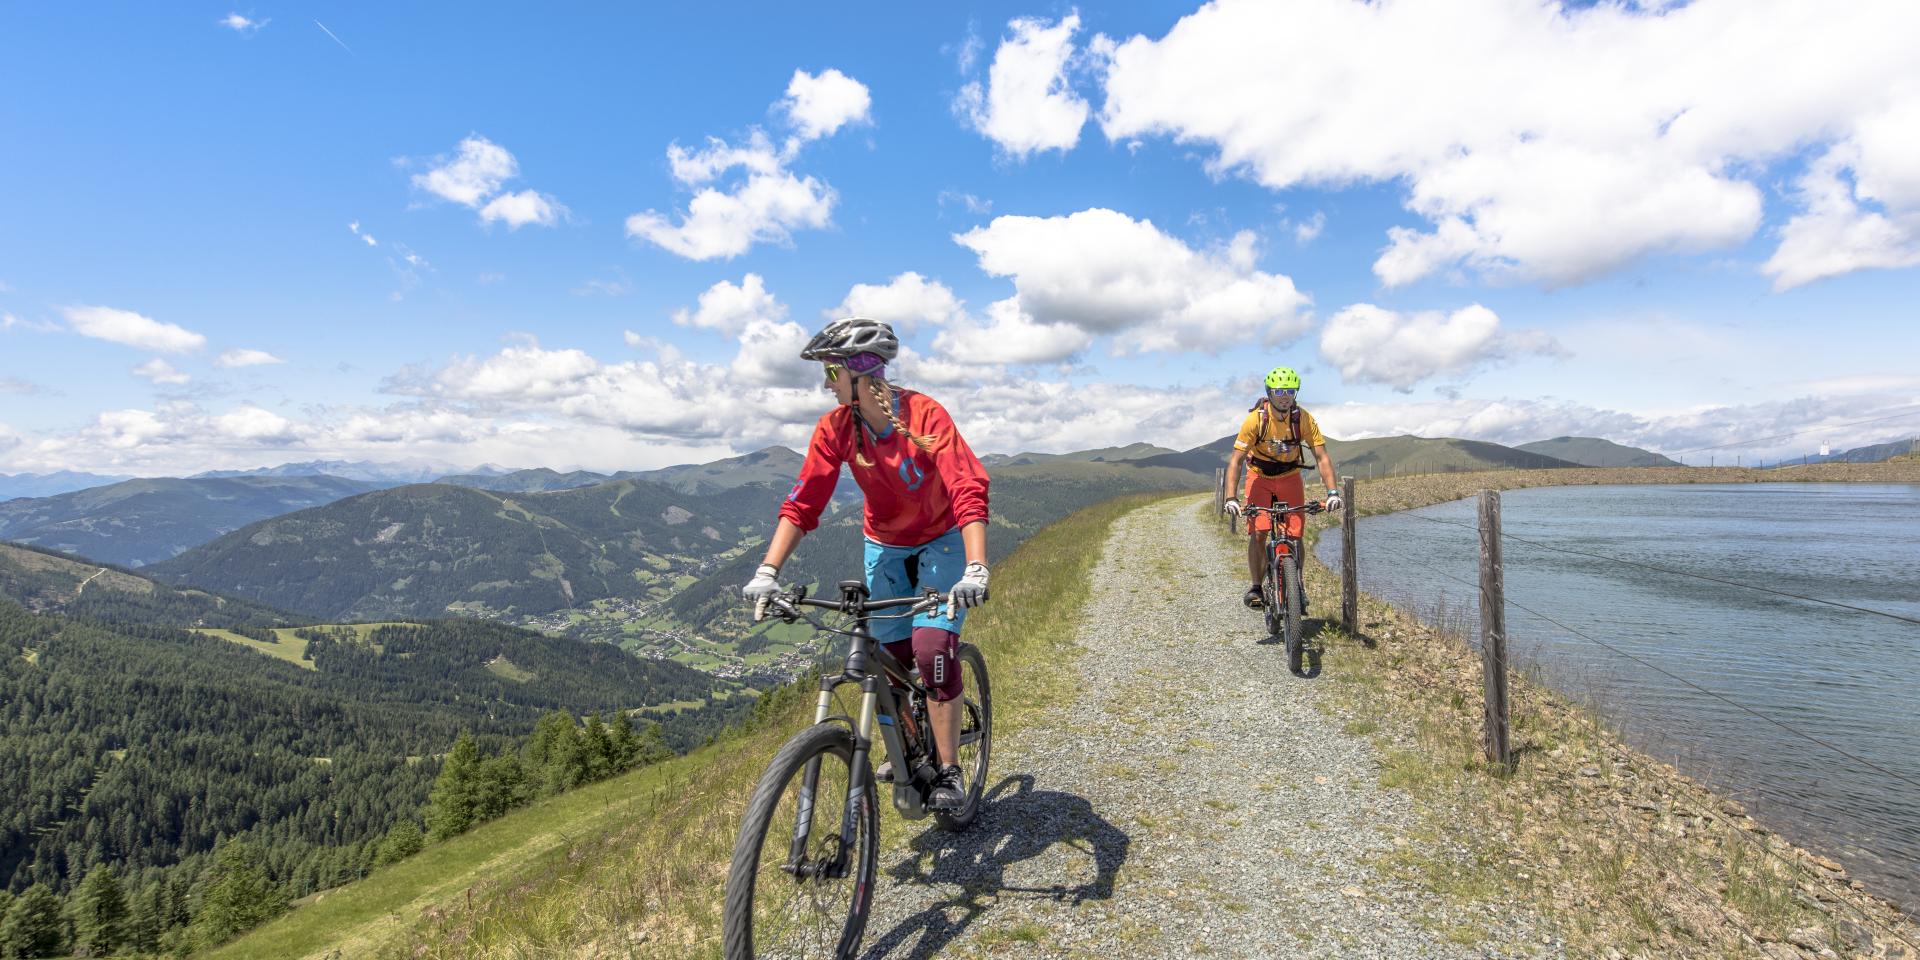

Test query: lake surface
[1316,483,1920,910]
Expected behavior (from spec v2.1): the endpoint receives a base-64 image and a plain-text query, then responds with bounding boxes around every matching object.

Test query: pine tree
[1,883,68,960]
[582,714,613,782]
[609,710,641,770]
[191,841,287,949]
[471,754,526,822]
[373,819,424,867]
[424,732,481,841]
[525,712,585,795]
[69,865,127,957]
[123,884,162,955]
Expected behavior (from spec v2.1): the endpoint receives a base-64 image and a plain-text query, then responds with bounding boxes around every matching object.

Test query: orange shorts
[1243,469,1306,537]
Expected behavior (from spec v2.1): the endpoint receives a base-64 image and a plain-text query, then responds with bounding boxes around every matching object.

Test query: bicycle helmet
[1264,366,1301,390]
[800,317,899,362]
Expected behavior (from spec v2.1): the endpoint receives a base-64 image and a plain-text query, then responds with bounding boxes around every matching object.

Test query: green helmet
[1264,366,1301,390]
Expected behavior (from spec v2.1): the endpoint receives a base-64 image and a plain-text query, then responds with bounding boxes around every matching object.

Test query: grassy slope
[209,490,1183,960]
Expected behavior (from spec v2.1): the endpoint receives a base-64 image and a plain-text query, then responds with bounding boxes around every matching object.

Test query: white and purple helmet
[799,317,899,364]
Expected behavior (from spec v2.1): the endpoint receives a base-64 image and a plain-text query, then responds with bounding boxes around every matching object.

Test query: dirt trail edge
[859,496,1560,959]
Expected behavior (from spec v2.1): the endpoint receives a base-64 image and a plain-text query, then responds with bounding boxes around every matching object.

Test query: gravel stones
[857,498,1561,958]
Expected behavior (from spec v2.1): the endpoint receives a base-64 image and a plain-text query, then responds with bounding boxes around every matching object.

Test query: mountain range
[1515,436,1684,468]
[0,475,389,567]
[0,470,135,501]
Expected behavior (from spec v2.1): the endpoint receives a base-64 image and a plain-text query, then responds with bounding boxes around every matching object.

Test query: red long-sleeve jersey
[778,389,991,547]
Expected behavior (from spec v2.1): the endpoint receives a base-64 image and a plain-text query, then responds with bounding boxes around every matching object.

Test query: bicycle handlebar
[763,587,943,624]
[1241,499,1326,516]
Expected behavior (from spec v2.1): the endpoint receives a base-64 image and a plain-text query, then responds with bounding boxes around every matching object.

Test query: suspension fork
[787,675,843,868]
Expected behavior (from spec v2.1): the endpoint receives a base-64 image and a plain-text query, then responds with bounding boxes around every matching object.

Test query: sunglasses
[1268,387,1298,397]
[823,363,845,383]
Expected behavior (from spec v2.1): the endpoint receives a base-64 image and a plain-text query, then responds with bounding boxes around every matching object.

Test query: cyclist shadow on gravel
[860,773,1130,959]
[1257,619,1332,678]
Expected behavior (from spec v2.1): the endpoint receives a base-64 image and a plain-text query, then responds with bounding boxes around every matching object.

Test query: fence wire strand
[1402,511,1920,628]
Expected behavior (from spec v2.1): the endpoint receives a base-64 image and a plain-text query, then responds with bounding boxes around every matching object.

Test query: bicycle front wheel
[1281,555,1306,673]
[722,722,878,960]
[935,643,992,832]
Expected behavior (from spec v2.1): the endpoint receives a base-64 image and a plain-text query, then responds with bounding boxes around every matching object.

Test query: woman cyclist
[742,317,991,810]
[1224,366,1342,612]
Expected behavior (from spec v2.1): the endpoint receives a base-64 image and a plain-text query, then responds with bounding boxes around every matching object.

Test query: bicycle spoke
[746,748,865,957]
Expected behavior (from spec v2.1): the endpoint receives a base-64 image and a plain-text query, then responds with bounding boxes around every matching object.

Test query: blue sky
[3,0,1918,475]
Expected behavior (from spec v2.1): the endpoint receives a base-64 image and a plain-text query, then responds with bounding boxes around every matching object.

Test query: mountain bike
[722,580,992,959]
[1242,498,1324,676]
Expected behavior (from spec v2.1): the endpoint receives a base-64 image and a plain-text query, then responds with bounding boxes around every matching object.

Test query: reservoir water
[1316,483,1920,910]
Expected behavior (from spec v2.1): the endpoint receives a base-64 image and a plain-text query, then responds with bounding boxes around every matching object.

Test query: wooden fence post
[1340,476,1358,634]
[1478,489,1512,771]
[1214,467,1226,522]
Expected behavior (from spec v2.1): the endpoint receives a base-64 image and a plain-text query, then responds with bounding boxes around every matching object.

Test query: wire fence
[1304,483,1920,949]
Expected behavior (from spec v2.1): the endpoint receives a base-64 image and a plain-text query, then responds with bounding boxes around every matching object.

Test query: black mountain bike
[1243,498,1324,675]
[722,580,992,960]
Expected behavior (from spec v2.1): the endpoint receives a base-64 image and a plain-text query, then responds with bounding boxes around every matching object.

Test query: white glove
[743,563,781,621]
[948,562,989,616]
[1223,498,1242,518]
[1324,493,1343,512]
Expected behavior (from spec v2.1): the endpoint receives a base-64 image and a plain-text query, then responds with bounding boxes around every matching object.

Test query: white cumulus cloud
[217,406,299,443]
[953,208,1310,354]
[1319,303,1560,392]
[215,348,285,368]
[830,272,966,332]
[132,359,191,386]
[479,189,564,230]
[782,68,873,143]
[411,136,565,229]
[628,74,866,260]
[956,12,1091,158]
[1098,0,1920,288]
[672,274,787,335]
[220,13,266,33]
[65,306,206,353]
[930,298,1094,365]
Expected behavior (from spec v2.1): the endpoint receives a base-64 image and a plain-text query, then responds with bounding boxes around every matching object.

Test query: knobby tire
[723,723,878,960]
[934,643,993,832]
[1281,556,1307,674]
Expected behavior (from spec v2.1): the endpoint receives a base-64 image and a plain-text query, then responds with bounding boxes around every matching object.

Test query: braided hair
[850,377,935,467]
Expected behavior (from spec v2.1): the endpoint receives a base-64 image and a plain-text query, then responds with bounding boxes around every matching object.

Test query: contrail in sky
[314,19,353,54]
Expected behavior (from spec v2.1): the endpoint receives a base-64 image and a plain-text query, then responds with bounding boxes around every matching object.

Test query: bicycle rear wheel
[723,722,877,960]
[1262,544,1284,637]
[935,643,993,831]
[1281,555,1306,673]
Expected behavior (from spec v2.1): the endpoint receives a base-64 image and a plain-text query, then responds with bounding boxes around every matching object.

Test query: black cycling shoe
[928,765,967,810]
[1243,585,1264,609]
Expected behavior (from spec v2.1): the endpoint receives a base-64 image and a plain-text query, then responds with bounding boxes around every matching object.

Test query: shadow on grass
[861,773,1130,958]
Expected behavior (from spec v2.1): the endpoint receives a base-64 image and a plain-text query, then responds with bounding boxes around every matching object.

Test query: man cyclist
[1223,367,1342,612]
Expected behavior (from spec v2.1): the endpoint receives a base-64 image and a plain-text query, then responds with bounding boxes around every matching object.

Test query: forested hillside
[0,475,386,567]
[151,479,772,621]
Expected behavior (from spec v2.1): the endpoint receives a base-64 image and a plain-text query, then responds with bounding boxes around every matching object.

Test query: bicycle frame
[1246,498,1308,571]
[779,583,943,879]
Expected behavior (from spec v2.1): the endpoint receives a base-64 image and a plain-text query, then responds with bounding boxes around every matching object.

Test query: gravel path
[859,497,1561,959]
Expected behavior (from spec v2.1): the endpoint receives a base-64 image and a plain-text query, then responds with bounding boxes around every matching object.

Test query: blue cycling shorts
[862,527,967,643]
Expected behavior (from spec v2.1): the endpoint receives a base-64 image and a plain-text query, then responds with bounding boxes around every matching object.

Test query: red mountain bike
[1242,498,1324,676]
